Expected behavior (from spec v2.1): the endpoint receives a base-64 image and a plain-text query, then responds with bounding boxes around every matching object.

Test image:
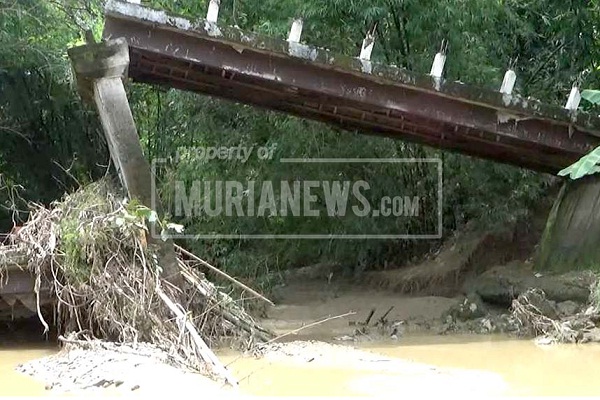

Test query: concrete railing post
[359,33,375,61]
[500,70,517,95]
[565,86,581,111]
[206,0,220,23]
[287,18,303,43]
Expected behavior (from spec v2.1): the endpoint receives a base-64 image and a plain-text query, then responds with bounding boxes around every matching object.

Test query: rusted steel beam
[125,48,585,173]
[102,0,600,173]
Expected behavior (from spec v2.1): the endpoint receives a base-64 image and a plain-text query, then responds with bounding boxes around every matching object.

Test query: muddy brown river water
[1,344,54,396]
[3,334,600,397]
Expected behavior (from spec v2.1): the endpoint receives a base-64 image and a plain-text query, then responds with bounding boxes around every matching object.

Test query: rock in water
[534,336,556,346]
[463,263,531,306]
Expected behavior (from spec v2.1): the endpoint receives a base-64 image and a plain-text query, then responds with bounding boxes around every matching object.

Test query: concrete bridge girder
[101,0,600,174]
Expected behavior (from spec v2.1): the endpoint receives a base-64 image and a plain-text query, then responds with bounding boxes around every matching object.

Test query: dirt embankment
[263,199,596,343]
[263,262,598,347]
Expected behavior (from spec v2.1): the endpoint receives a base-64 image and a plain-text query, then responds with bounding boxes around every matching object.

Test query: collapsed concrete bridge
[100,0,600,174]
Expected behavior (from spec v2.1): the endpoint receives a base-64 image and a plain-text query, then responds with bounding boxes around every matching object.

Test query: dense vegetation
[2,0,599,288]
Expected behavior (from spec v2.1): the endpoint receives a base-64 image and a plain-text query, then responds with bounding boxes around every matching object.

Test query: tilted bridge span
[101,0,600,174]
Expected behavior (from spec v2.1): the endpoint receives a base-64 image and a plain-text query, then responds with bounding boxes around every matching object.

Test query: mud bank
[220,335,600,396]
[227,340,508,396]
[15,341,230,396]
[9,261,600,397]
[264,279,459,341]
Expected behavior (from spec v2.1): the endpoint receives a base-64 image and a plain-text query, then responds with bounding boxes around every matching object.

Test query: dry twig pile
[2,179,271,384]
[511,282,600,344]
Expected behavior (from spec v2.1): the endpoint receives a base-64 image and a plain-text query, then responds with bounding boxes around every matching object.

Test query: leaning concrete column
[68,38,181,285]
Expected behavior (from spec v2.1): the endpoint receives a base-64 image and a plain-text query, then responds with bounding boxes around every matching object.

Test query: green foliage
[60,217,93,284]
[57,180,181,284]
[117,199,184,243]
[558,148,600,180]
[58,180,115,284]
[0,0,107,230]
[558,89,600,180]
[581,90,600,105]
[590,277,600,311]
[138,89,547,287]
[0,173,25,225]
[132,0,585,286]
[232,0,600,100]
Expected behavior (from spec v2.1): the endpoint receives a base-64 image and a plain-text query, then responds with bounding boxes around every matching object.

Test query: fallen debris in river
[441,275,600,343]
[511,283,600,344]
[0,179,272,386]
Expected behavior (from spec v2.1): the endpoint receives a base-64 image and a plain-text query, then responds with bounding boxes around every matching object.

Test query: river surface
[3,334,600,397]
[1,343,54,396]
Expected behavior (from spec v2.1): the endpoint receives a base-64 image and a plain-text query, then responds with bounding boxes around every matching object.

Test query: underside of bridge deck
[102,0,600,174]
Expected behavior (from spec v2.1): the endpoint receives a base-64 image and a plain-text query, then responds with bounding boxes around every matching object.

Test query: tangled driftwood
[511,283,600,344]
[0,179,272,385]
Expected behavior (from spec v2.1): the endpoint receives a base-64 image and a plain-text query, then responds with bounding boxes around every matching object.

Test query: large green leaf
[581,90,600,105]
[559,88,600,179]
[558,146,600,180]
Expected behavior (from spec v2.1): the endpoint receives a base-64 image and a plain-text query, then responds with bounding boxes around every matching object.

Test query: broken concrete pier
[67,38,180,285]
